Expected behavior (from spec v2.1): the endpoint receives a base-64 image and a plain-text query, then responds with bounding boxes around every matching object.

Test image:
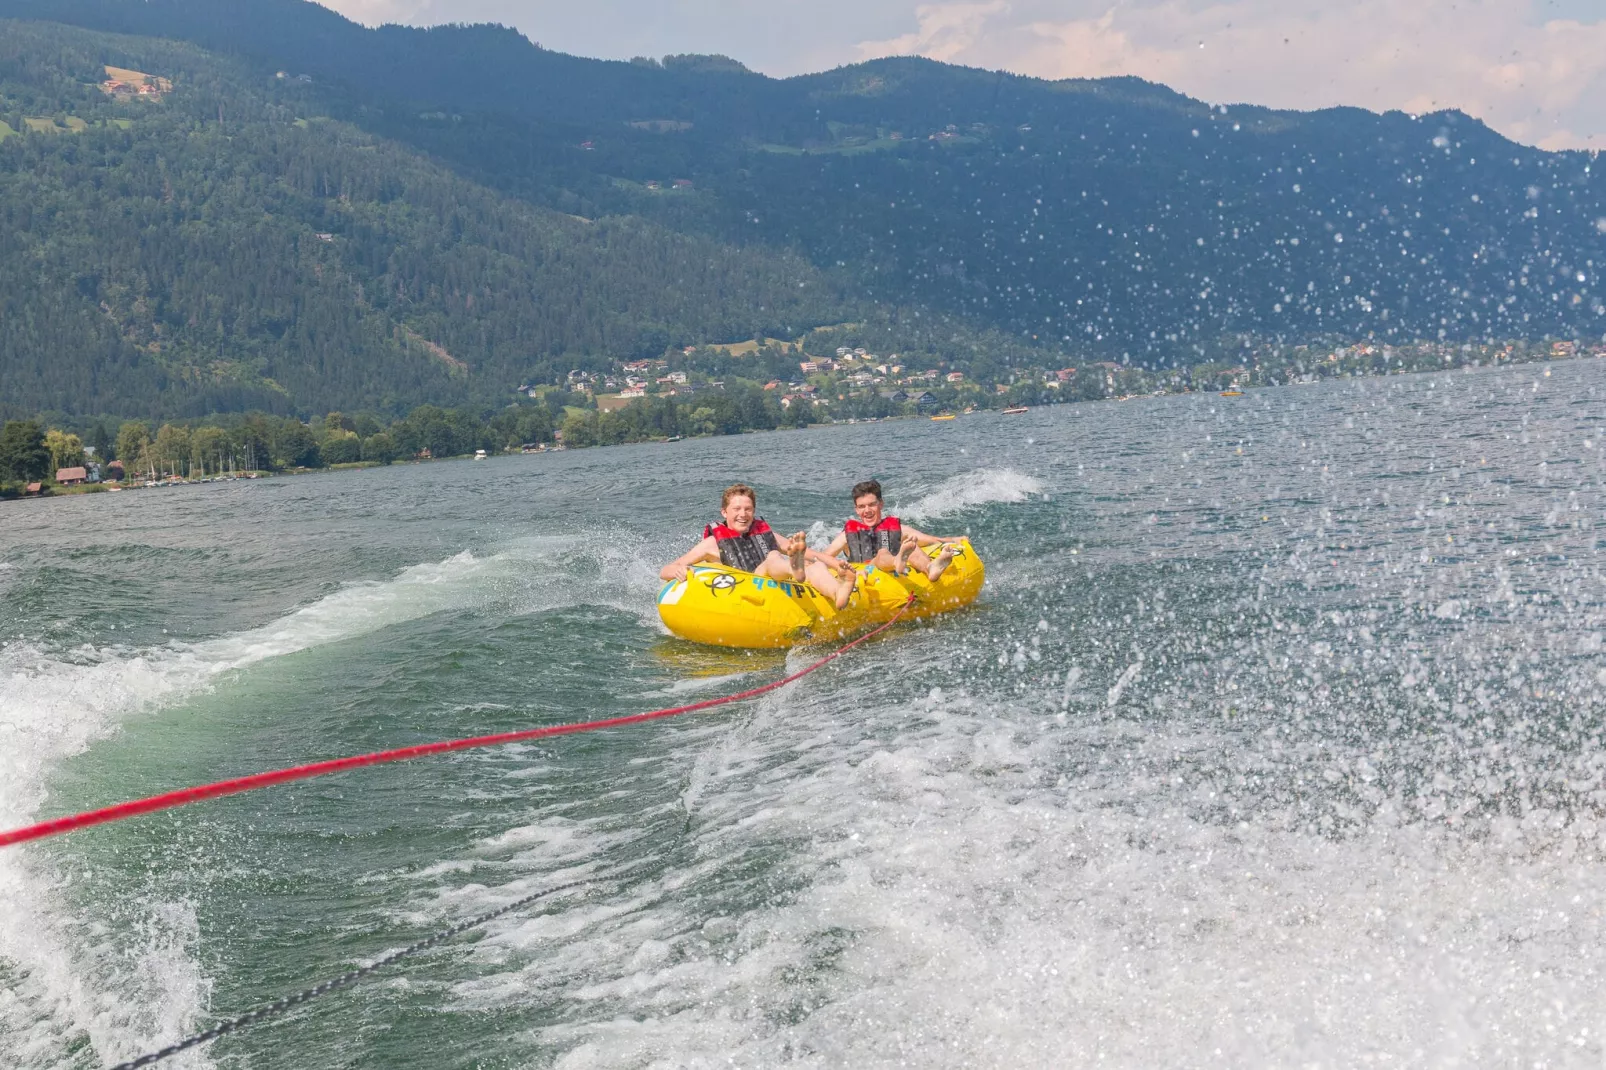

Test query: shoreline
[7,349,1603,504]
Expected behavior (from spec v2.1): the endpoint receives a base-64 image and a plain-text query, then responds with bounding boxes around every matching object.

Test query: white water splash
[896,468,1044,521]
[0,549,511,1069]
[0,551,500,829]
[449,685,1606,1069]
[1105,660,1142,708]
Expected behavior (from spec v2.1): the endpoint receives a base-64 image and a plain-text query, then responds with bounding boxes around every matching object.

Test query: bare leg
[756,550,798,581]
[903,546,955,582]
[924,543,957,582]
[805,560,855,609]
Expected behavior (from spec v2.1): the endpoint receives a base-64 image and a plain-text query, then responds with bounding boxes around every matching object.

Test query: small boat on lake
[930,413,957,421]
[1220,387,1244,397]
[1001,406,1029,415]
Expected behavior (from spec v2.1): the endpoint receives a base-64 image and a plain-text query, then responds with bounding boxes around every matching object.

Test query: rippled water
[4,360,1606,1068]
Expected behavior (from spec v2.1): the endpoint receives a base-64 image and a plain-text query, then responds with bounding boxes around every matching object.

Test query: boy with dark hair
[824,479,960,581]
[660,483,857,609]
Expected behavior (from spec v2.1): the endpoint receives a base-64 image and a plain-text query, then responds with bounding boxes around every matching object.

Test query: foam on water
[435,678,1606,1068]
[643,672,759,698]
[0,551,504,828]
[896,468,1044,522]
[805,519,835,551]
[0,546,589,1068]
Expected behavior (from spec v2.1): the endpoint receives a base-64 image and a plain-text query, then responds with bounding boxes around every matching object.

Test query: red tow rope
[1,599,914,850]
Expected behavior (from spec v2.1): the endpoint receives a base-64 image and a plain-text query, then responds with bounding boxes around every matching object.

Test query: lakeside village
[2,335,1602,500]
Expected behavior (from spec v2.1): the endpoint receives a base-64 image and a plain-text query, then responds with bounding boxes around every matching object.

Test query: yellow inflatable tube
[656,538,984,649]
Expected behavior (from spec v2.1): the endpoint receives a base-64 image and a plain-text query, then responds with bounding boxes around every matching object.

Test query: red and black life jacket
[703,517,780,573]
[843,515,902,563]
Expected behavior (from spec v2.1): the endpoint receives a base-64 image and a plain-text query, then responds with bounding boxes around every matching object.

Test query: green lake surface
[4,360,1605,1067]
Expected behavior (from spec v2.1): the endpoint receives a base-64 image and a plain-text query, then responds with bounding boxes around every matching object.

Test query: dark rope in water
[67,600,919,1067]
[110,872,605,1070]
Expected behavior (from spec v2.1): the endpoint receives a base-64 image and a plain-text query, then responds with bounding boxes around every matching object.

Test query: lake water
[4,359,1606,1068]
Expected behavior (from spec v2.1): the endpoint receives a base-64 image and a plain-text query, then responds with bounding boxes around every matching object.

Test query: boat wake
[896,468,1044,521]
[0,536,669,1069]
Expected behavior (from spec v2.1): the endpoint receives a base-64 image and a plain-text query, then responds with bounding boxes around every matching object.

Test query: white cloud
[856,0,1606,148]
[857,1,1011,64]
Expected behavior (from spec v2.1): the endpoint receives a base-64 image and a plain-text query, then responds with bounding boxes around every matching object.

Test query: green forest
[0,22,856,419]
[0,1,1603,430]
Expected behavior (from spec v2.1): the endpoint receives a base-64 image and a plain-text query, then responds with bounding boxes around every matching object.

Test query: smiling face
[721,493,756,532]
[853,492,883,525]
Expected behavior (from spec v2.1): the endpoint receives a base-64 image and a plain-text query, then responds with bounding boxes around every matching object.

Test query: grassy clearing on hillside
[399,327,469,376]
[706,337,798,356]
[23,116,89,133]
[102,64,172,94]
[0,121,15,140]
[754,135,927,156]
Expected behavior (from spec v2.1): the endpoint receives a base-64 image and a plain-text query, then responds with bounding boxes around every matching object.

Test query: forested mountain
[0,22,851,417]
[1,0,1603,419]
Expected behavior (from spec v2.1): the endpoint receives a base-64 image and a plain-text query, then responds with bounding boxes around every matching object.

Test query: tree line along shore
[2,336,1598,499]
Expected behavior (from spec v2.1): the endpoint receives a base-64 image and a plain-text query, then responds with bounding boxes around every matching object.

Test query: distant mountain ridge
[0,0,1602,418]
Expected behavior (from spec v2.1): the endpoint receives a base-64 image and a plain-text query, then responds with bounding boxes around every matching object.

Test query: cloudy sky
[321,0,1606,149]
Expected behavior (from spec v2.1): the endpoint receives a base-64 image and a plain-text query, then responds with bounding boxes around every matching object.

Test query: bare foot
[787,532,808,580]
[894,538,919,576]
[927,543,957,582]
[833,570,856,610]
